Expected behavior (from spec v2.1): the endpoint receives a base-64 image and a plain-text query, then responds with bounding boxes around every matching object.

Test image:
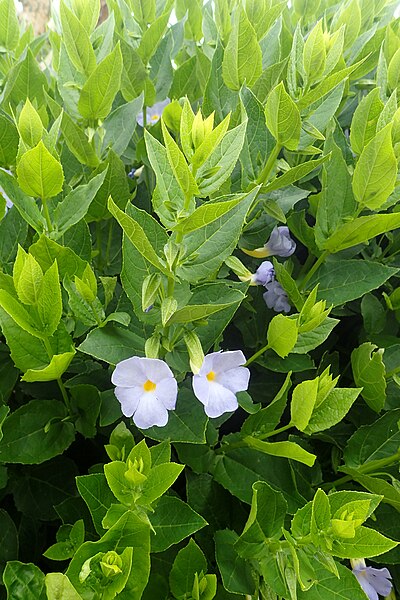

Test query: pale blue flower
[137,99,170,127]
[352,562,392,600]
[111,357,177,429]
[192,351,250,418]
[263,279,291,313]
[251,261,274,286]
[264,226,296,258]
[242,226,296,259]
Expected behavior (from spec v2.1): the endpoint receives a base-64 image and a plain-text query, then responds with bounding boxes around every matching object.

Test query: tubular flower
[111,356,177,429]
[192,351,250,418]
[351,560,392,600]
[263,279,291,313]
[251,261,275,286]
[242,226,296,259]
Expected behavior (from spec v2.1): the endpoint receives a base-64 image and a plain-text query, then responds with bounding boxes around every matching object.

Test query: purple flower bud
[144,304,154,313]
[128,168,136,179]
[251,261,274,286]
[264,226,296,258]
[352,564,392,600]
[263,279,291,313]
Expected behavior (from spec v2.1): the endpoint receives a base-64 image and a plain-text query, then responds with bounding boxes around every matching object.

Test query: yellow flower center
[206,371,216,381]
[151,114,159,121]
[143,379,156,392]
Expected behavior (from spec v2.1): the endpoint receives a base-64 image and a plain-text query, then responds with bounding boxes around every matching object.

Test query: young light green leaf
[222,6,262,91]
[0,0,19,51]
[290,378,319,431]
[245,437,316,467]
[350,88,384,155]
[18,99,44,148]
[321,213,400,252]
[303,21,326,83]
[352,124,397,210]
[265,82,301,150]
[21,351,75,383]
[37,261,62,336]
[78,43,123,121]
[161,120,198,200]
[351,342,386,412]
[60,0,96,76]
[267,314,298,358]
[45,573,82,600]
[108,197,168,274]
[17,141,64,199]
[304,388,361,434]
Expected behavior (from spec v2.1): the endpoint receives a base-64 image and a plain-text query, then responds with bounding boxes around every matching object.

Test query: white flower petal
[133,393,169,429]
[142,358,175,383]
[111,357,146,387]
[211,350,247,374]
[198,353,219,377]
[114,386,142,417]
[193,374,211,407]
[205,381,238,418]
[217,366,250,394]
[156,377,178,409]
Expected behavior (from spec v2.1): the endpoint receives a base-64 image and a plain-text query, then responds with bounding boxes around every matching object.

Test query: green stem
[42,198,53,232]
[143,106,147,127]
[320,450,400,491]
[245,344,270,366]
[105,219,114,267]
[298,250,330,292]
[256,143,282,186]
[258,422,293,440]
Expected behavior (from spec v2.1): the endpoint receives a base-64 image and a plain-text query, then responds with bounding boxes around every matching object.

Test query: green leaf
[138,9,170,64]
[0,400,75,464]
[168,294,245,325]
[78,43,123,121]
[195,118,248,197]
[78,324,145,365]
[315,139,356,247]
[235,481,287,559]
[303,21,326,83]
[37,261,62,336]
[351,342,386,412]
[175,195,245,235]
[140,463,184,506]
[76,473,115,535]
[108,197,168,274]
[306,260,398,307]
[60,0,96,76]
[222,7,262,91]
[61,111,100,168]
[21,351,75,383]
[0,0,19,50]
[244,437,316,467]
[161,119,198,200]
[262,155,330,194]
[265,82,301,150]
[177,189,257,283]
[297,563,375,600]
[350,88,384,155]
[3,562,46,600]
[145,388,208,444]
[304,388,361,434]
[344,409,400,470]
[87,149,130,221]
[0,509,18,576]
[203,43,237,122]
[241,372,291,436]
[53,171,107,235]
[214,530,255,596]
[29,235,87,280]
[0,170,46,233]
[0,114,18,166]
[352,124,397,210]
[169,539,207,600]
[17,141,64,199]
[150,496,207,553]
[144,129,186,228]
[331,526,397,559]
[45,573,82,600]
[2,48,47,108]
[297,60,366,109]
[102,96,143,156]
[0,288,44,339]
[267,314,298,358]
[321,213,400,252]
